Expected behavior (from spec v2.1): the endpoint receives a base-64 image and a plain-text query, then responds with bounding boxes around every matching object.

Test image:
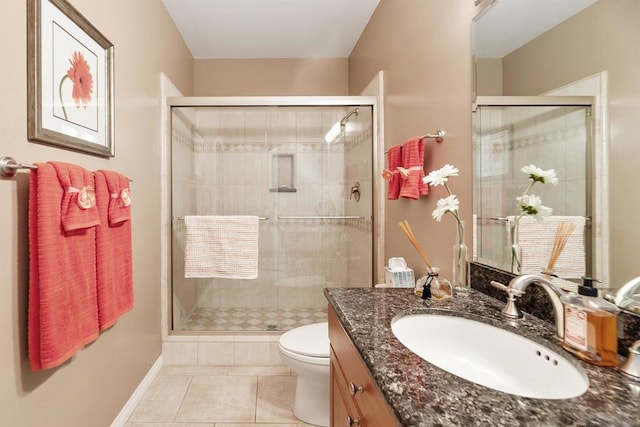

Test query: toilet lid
[279,322,329,358]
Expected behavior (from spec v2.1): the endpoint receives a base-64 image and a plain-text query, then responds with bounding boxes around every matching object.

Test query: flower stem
[444,182,453,196]
[59,75,68,120]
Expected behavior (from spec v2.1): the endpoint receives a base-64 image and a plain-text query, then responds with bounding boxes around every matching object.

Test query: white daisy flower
[423,164,459,187]
[432,195,459,222]
[521,164,559,186]
[516,194,553,220]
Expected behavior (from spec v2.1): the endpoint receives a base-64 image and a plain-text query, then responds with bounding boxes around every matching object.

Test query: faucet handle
[491,280,525,297]
[490,281,524,319]
[490,280,508,292]
[620,340,640,380]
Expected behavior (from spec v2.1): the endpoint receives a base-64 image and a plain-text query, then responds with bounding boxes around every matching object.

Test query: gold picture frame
[27,0,114,157]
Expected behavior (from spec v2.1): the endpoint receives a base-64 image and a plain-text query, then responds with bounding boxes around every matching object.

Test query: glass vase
[507,219,523,274]
[452,220,470,294]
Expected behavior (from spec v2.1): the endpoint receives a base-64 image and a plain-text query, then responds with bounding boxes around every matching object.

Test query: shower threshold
[181,307,327,332]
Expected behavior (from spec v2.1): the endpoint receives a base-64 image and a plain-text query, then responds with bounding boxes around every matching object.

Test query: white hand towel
[508,216,586,278]
[184,215,259,279]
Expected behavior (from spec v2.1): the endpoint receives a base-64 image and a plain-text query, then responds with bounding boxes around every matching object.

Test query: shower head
[324,108,359,144]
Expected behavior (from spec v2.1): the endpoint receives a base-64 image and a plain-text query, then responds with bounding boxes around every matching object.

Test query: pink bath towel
[385,145,403,200]
[49,162,100,231]
[399,137,429,200]
[94,170,134,330]
[29,163,100,371]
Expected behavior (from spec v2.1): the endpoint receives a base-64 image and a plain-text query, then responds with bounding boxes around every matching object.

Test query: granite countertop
[324,287,640,426]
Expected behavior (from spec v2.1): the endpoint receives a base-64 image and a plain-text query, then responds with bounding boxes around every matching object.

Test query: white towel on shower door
[184,215,259,279]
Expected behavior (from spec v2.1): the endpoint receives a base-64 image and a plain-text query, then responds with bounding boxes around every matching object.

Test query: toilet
[278,322,330,427]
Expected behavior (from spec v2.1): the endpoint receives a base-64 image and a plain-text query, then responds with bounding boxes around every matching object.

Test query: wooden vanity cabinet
[328,306,399,427]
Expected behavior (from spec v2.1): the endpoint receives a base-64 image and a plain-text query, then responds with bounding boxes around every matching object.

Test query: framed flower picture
[27,0,114,157]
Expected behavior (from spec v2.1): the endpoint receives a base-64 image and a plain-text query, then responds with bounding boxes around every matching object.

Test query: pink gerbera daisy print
[59,51,94,120]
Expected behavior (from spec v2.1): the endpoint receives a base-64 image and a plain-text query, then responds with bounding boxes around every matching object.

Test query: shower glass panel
[473,102,592,278]
[171,105,373,332]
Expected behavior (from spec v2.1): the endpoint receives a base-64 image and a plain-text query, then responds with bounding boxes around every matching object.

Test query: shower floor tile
[181,307,327,332]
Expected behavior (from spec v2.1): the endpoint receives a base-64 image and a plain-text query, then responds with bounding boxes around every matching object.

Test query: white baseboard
[111,355,163,427]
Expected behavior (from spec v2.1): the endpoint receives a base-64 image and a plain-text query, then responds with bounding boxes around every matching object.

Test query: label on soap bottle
[564,306,588,351]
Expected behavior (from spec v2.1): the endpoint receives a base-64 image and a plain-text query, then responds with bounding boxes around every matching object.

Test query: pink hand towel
[29,163,99,371]
[399,137,429,200]
[385,145,403,200]
[98,169,131,225]
[94,170,134,330]
[49,162,100,231]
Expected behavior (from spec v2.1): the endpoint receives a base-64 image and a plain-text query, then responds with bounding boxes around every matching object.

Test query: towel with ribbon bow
[383,144,403,200]
[49,161,100,232]
[94,170,134,330]
[97,169,132,225]
[28,163,100,370]
[399,137,429,199]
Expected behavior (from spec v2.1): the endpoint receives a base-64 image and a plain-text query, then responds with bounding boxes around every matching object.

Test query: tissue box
[384,267,415,288]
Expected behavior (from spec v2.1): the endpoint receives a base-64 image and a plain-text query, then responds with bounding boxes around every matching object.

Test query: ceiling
[473,0,599,58]
[161,0,381,59]
[163,0,599,60]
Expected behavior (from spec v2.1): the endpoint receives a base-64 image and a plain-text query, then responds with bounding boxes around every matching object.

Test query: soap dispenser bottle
[560,277,619,367]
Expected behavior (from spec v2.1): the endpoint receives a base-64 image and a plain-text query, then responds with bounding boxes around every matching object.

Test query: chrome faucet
[491,274,567,339]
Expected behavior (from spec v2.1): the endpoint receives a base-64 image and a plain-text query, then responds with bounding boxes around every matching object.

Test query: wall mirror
[471,0,612,290]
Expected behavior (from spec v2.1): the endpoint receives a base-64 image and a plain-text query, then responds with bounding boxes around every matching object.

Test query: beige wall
[194,58,348,95]
[0,0,193,425]
[476,57,503,96]
[349,0,476,278]
[502,0,640,287]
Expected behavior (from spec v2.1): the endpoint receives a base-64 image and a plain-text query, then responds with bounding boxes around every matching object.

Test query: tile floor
[125,365,315,427]
[181,307,327,332]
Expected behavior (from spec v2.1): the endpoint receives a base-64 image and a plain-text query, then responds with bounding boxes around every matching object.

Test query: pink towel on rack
[399,137,429,200]
[28,163,99,371]
[99,169,131,225]
[49,162,100,231]
[385,145,403,200]
[94,170,134,330]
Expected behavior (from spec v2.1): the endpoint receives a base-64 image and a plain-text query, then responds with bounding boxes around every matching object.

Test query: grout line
[172,375,195,423]
[254,375,260,423]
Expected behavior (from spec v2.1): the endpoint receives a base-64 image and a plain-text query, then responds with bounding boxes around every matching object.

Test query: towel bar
[0,156,133,182]
[384,130,445,153]
[278,216,364,220]
[177,216,269,221]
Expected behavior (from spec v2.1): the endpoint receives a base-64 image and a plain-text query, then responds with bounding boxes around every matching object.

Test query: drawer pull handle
[346,415,361,426]
[349,382,364,395]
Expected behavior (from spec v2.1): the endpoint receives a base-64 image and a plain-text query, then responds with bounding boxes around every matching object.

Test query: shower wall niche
[171,104,374,332]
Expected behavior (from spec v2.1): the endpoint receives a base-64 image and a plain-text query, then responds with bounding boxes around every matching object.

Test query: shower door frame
[163,96,381,336]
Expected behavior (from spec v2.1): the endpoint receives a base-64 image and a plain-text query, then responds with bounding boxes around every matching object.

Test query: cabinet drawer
[331,351,362,427]
[329,306,399,426]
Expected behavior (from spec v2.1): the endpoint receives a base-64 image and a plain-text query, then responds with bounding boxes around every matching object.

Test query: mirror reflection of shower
[170,103,374,333]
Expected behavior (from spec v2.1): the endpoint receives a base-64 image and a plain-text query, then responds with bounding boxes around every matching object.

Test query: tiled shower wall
[171,106,373,331]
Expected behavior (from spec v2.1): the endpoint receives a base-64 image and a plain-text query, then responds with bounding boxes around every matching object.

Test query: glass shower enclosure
[169,99,375,333]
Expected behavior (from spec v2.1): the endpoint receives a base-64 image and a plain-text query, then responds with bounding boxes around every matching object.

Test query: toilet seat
[279,322,329,362]
[279,345,330,366]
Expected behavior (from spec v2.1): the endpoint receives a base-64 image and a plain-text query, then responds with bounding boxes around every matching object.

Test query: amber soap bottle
[560,278,619,367]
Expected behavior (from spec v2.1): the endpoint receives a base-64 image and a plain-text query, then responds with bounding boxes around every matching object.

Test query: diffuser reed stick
[398,220,434,271]
[544,221,576,277]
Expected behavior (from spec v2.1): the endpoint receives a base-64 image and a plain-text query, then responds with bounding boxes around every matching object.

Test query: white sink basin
[391,314,589,399]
